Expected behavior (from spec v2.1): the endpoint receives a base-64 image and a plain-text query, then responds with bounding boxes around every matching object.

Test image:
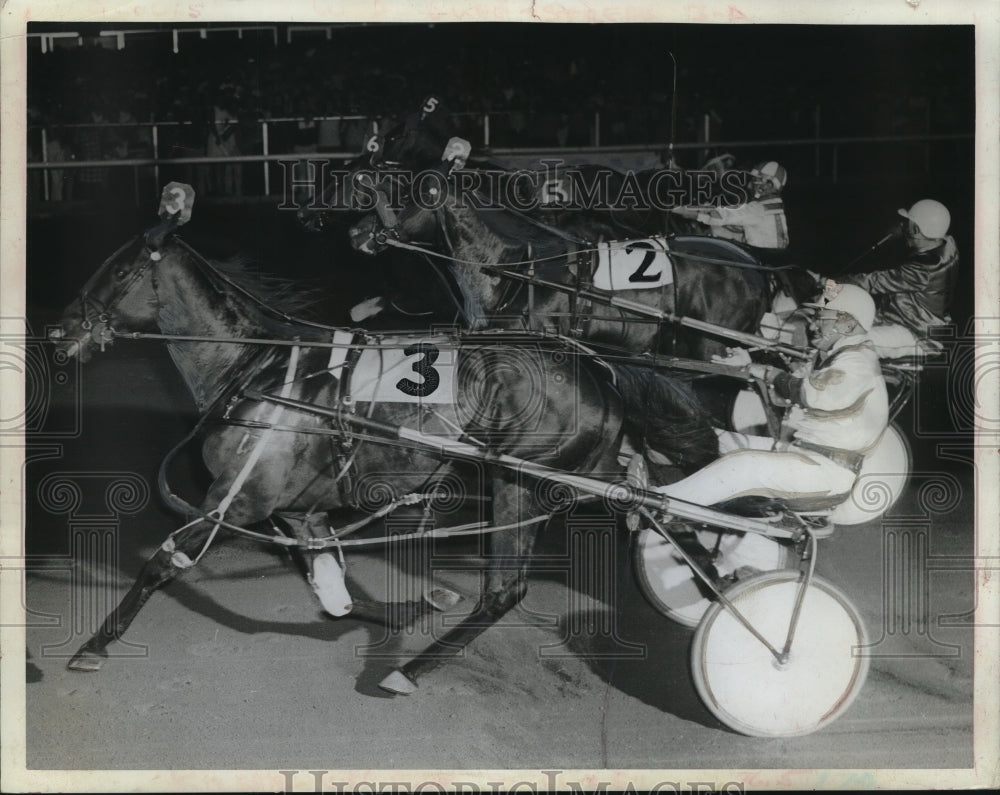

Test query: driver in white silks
[655,283,889,523]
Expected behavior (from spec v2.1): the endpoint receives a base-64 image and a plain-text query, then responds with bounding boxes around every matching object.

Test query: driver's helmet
[803,282,876,332]
[898,199,951,240]
[749,161,787,194]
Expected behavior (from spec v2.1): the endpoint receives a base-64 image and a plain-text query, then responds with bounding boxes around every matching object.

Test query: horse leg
[68,461,290,672]
[379,477,539,695]
[66,517,222,671]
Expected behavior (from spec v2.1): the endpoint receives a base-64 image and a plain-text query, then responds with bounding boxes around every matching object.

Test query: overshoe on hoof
[380,669,418,695]
[67,648,107,672]
[423,585,463,612]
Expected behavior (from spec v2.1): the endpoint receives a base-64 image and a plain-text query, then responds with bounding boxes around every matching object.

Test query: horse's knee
[481,578,527,618]
[140,543,196,588]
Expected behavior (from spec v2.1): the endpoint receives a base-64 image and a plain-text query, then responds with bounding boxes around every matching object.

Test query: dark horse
[293,96,669,314]
[295,97,469,325]
[296,99,805,338]
[297,94,454,234]
[52,210,717,693]
[346,161,774,361]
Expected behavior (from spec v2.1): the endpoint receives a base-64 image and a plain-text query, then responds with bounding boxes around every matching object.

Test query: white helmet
[898,199,950,239]
[803,282,876,332]
[750,161,787,191]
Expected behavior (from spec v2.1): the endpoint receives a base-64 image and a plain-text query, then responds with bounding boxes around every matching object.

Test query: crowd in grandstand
[26,23,971,202]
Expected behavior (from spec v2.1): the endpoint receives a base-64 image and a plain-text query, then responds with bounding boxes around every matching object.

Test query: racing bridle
[57,213,185,351]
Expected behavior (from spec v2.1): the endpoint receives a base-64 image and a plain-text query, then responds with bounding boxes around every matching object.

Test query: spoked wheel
[633,526,792,628]
[691,570,869,737]
[829,423,912,527]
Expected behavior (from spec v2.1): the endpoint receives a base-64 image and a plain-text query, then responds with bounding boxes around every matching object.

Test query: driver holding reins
[840,198,958,358]
[653,282,889,514]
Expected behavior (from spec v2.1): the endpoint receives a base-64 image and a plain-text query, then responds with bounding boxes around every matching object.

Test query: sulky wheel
[829,422,911,527]
[633,526,792,628]
[691,570,869,737]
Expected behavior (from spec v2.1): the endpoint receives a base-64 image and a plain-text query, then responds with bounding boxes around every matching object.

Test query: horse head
[49,182,200,362]
[348,155,460,256]
[52,182,199,362]
[50,226,174,363]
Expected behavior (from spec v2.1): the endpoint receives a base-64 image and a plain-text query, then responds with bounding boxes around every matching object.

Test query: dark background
[26,22,973,140]
[24,22,976,321]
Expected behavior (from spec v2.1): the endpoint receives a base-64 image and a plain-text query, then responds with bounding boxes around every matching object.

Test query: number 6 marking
[396,343,441,397]
[626,241,662,282]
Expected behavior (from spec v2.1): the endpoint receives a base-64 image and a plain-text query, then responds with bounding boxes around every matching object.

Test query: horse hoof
[379,669,418,695]
[423,585,462,612]
[67,650,105,672]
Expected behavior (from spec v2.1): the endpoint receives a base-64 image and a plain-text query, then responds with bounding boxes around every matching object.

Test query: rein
[384,232,586,269]
[378,237,810,359]
[163,489,554,552]
[382,228,795,275]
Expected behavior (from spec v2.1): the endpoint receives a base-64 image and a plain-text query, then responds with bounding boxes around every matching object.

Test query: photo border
[2,1,997,791]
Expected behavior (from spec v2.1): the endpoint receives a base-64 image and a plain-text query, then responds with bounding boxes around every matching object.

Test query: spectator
[73,107,121,202]
[204,99,243,197]
[45,129,74,202]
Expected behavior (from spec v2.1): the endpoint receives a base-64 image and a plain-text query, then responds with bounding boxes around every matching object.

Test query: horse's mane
[204,253,325,323]
[463,194,570,264]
